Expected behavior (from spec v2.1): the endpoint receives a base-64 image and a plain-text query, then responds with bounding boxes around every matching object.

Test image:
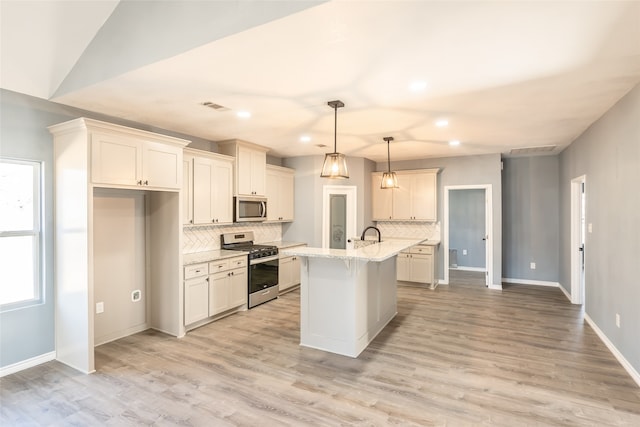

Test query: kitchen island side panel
[299,256,397,358]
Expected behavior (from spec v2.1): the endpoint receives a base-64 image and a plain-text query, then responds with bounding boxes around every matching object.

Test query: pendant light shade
[380,136,398,189]
[320,100,349,179]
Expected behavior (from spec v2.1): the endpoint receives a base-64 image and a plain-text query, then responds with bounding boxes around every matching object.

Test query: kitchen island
[281,238,423,357]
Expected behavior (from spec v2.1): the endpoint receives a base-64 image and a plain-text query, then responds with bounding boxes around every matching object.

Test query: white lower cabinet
[184,263,210,325]
[208,257,248,317]
[184,255,248,329]
[397,245,437,287]
[279,244,305,293]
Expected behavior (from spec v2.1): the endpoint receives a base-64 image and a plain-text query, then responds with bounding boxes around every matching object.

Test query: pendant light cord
[387,140,391,172]
[333,105,338,153]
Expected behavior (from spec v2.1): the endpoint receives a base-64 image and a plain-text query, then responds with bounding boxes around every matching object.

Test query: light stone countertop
[280,238,426,262]
[183,249,249,266]
[261,241,307,249]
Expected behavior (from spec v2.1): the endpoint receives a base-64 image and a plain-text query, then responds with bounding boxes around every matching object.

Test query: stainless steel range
[221,231,279,308]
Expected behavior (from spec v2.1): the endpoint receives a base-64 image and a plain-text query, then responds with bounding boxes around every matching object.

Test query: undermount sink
[349,238,379,249]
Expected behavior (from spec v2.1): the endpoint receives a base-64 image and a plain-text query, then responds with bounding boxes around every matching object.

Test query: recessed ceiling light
[236,111,251,119]
[409,80,428,92]
[449,139,461,146]
[300,135,311,143]
[435,119,449,127]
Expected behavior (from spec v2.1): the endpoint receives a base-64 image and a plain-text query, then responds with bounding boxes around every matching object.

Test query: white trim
[451,266,486,272]
[558,283,572,301]
[502,277,560,287]
[0,351,56,377]
[570,175,586,304]
[488,283,503,290]
[584,314,640,388]
[444,185,493,288]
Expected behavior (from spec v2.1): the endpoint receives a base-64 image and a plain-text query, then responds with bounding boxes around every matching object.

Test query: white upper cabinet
[371,169,439,222]
[266,165,295,222]
[91,129,185,190]
[183,153,194,225]
[218,140,268,196]
[185,149,234,225]
[371,172,393,220]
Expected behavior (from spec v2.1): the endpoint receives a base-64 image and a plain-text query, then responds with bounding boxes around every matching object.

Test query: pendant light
[380,136,398,189]
[320,100,349,179]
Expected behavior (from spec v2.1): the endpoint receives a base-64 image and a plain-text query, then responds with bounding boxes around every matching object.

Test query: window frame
[0,157,44,311]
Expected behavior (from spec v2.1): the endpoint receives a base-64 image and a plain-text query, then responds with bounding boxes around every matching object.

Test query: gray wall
[0,89,217,369]
[449,189,486,269]
[282,156,375,247]
[376,154,503,286]
[502,156,560,282]
[559,83,640,375]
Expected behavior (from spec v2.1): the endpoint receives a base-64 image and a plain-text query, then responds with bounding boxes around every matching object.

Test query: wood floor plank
[2,271,639,426]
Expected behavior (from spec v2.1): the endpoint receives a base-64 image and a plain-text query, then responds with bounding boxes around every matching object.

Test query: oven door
[248,257,279,308]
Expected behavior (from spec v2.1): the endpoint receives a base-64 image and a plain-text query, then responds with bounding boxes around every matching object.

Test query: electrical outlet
[131,290,142,302]
[96,302,104,314]
[616,313,620,328]
[588,223,593,233]
[530,262,536,270]
[462,249,468,255]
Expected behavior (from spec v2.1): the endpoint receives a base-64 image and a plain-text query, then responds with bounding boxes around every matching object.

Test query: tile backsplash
[375,221,440,241]
[183,223,282,254]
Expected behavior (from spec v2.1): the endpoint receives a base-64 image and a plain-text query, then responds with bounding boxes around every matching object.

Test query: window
[0,158,42,310]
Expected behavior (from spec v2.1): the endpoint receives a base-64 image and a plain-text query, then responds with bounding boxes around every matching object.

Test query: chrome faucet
[360,226,381,242]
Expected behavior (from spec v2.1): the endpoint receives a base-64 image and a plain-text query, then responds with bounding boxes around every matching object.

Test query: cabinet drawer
[184,263,208,279]
[411,245,434,255]
[228,256,247,269]
[209,259,230,272]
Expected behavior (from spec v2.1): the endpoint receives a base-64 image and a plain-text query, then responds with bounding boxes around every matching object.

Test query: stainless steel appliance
[221,231,279,308]
[234,196,267,222]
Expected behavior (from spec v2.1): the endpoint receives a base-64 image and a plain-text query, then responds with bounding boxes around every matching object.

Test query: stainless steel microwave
[234,196,267,222]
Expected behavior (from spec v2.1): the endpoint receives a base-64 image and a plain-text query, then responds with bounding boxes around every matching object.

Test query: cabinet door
[142,141,181,189]
[291,255,301,286]
[91,132,141,186]
[211,159,233,224]
[228,267,247,308]
[412,172,437,221]
[396,252,411,281]
[237,146,266,196]
[410,254,432,283]
[278,256,294,291]
[393,174,413,220]
[184,277,209,324]
[183,155,193,225]
[209,271,230,316]
[266,169,295,221]
[193,157,214,224]
[371,173,393,220]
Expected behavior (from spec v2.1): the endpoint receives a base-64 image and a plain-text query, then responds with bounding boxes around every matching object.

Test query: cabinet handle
[144,180,149,186]
[189,219,193,224]
[137,180,142,185]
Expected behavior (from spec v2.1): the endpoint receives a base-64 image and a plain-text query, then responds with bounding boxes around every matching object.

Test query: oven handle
[250,254,280,265]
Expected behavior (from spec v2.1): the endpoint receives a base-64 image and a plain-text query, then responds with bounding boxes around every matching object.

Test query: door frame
[322,185,357,249]
[443,184,494,288]
[570,175,586,304]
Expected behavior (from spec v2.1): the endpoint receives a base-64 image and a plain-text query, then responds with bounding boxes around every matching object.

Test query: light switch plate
[96,302,104,314]
[588,223,593,233]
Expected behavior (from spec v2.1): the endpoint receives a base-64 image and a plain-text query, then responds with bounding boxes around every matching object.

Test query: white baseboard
[488,283,503,290]
[557,283,572,302]
[502,277,560,287]
[584,314,640,388]
[452,266,486,272]
[0,351,56,377]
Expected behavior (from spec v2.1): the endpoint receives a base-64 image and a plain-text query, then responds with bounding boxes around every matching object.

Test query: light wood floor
[3,276,640,426]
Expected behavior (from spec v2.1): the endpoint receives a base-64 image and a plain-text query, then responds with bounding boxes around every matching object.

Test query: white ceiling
[2,0,640,162]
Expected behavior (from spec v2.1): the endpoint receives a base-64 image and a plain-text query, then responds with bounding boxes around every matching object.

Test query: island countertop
[280,238,425,262]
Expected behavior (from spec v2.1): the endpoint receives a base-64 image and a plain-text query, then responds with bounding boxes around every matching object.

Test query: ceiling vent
[509,145,557,156]
[201,102,230,111]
